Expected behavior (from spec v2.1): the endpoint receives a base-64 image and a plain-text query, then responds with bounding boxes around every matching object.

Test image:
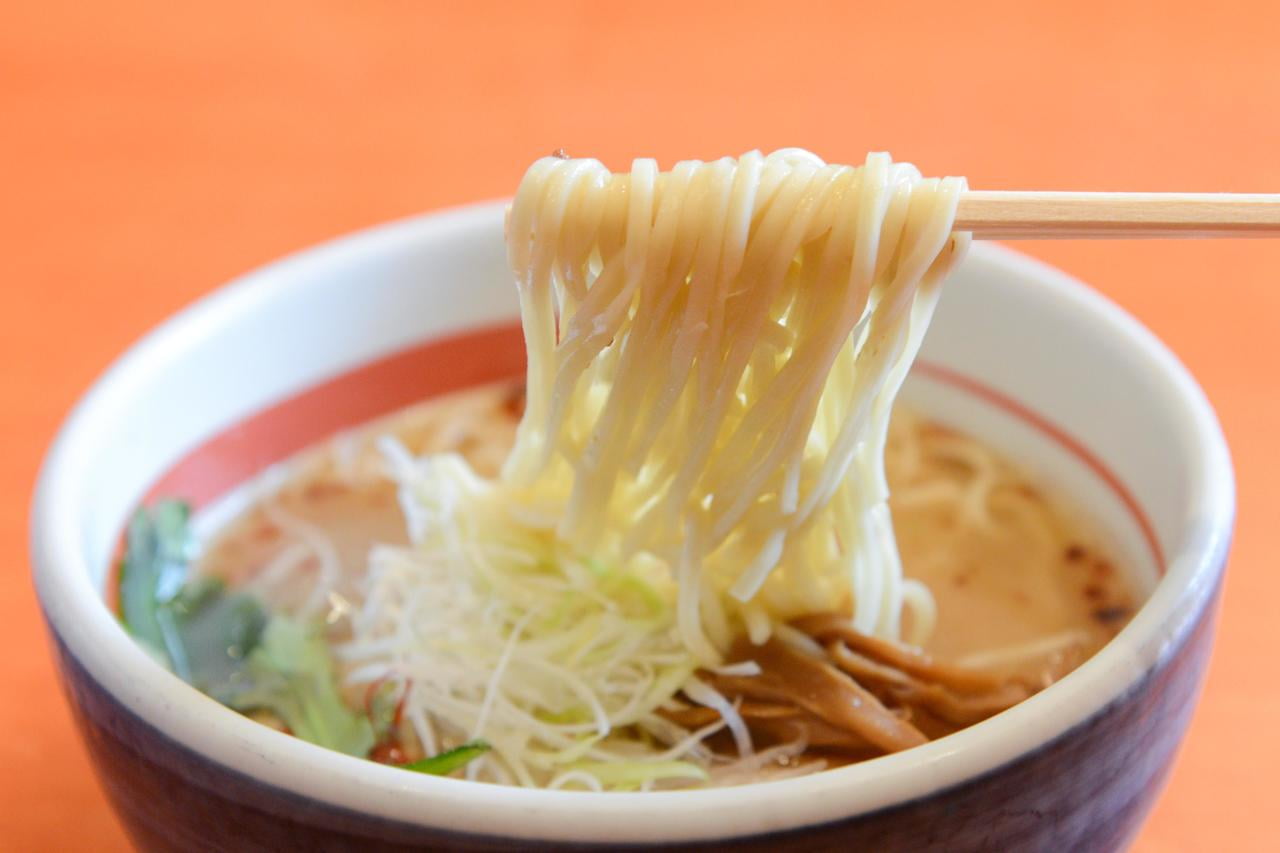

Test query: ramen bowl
[32,202,1233,851]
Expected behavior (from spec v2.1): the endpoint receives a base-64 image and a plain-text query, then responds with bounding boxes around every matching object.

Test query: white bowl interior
[32,203,1233,843]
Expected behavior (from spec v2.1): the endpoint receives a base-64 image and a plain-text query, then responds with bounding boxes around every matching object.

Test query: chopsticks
[955,192,1280,239]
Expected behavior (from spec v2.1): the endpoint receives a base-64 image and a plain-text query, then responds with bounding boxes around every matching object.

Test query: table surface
[4,2,1276,849]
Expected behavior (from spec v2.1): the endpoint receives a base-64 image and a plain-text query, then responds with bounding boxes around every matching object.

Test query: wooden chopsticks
[955,191,1280,239]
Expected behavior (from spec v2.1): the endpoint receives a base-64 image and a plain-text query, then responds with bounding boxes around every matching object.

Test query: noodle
[505,150,969,657]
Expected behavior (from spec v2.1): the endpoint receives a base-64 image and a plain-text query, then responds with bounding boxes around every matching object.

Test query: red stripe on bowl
[146,323,526,507]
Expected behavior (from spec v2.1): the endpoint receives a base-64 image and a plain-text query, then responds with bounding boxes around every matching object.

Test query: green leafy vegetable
[217,616,375,758]
[118,500,375,758]
[119,500,193,655]
[400,741,491,776]
[166,575,268,686]
[119,503,268,686]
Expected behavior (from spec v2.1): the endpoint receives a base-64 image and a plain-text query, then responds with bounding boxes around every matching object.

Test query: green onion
[563,760,708,787]
[400,740,492,776]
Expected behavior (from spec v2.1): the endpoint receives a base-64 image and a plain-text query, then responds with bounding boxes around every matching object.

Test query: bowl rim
[30,201,1235,844]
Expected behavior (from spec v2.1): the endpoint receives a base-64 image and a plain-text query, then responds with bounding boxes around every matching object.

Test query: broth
[200,380,1132,708]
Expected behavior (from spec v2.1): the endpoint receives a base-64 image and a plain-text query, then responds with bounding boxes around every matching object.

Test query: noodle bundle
[505,149,969,657]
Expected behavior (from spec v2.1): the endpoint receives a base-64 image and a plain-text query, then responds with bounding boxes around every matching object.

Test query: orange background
[3,2,1277,849]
